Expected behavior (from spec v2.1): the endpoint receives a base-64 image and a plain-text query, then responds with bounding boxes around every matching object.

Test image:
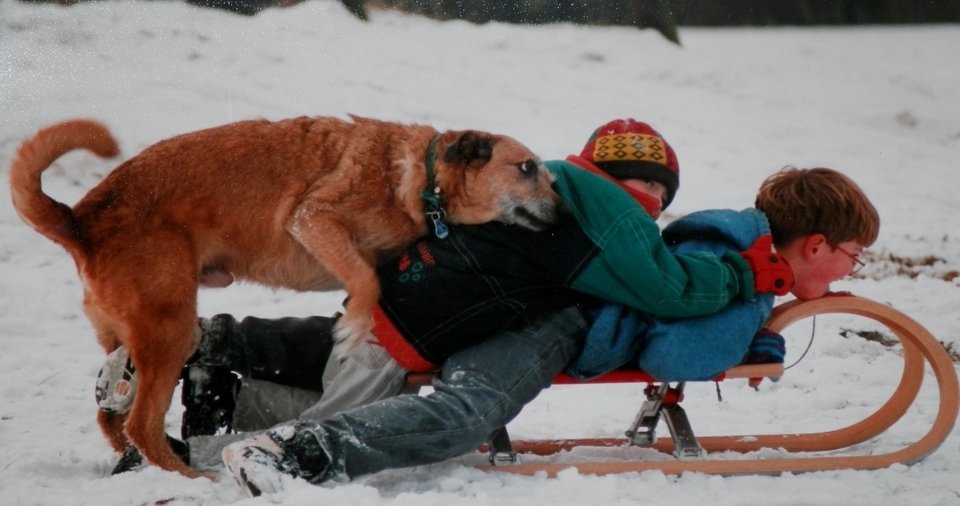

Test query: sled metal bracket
[488,426,519,465]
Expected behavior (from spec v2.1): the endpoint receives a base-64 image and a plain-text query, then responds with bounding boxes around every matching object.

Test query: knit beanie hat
[579,119,680,209]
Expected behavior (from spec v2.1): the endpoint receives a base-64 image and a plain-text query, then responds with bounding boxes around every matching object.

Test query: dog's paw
[332,315,373,356]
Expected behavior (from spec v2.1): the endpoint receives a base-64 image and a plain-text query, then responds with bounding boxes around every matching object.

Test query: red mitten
[740,235,794,296]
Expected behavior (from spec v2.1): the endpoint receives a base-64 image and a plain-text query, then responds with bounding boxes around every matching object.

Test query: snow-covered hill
[1,2,958,504]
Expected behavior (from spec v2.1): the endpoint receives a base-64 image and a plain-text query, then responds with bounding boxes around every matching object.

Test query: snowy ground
[1,1,959,505]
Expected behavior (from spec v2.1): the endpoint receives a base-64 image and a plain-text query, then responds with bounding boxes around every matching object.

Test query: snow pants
[187,314,408,470]
[264,305,587,482]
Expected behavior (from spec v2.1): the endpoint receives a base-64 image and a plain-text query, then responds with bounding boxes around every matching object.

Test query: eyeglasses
[834,245,867,274]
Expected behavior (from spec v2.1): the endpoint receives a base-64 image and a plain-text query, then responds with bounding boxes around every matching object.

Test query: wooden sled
[405,294,960,476]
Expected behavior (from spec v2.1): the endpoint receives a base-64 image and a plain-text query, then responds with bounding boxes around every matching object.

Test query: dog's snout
[517,159,540,179]
[512,199,557,231]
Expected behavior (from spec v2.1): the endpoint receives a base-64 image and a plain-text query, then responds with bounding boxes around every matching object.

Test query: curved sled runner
[406,294,960,476]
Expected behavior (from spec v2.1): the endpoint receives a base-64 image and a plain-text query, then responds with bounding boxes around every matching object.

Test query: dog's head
[434,130,559,231]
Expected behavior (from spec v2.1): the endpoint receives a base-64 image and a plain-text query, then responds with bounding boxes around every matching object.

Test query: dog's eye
[517,159,539,177]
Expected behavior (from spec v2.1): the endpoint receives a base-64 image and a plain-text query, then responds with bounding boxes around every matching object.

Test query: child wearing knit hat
[567,120,880,381]
[578,118,680,213]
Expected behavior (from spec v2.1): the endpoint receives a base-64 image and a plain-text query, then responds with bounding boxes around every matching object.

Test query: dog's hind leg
[124,297,201,477]
[124,328,199,478]
[88,240,203,477]
[97,408,129,454]
[85,303,131,453]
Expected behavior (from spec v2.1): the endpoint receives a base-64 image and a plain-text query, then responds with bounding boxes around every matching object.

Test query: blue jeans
[286,305,587,482]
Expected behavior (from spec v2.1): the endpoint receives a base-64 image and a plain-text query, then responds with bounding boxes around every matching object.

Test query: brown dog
[9,115,559,477]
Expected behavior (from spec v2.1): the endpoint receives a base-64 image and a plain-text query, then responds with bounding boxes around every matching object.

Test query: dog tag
[431,216,449,239]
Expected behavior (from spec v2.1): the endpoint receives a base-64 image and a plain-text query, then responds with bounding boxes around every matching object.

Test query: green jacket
[550,158,749,318]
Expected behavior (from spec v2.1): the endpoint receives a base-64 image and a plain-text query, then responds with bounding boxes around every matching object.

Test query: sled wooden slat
[474,295,959,477]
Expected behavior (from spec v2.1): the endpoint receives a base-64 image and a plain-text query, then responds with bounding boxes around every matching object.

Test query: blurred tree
[181,0,286,15]
[664,0,960,25]
[18,0,958,27]
[366,0,681,45]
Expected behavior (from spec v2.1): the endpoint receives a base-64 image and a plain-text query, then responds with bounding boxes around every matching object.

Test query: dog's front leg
[286,210,379,354]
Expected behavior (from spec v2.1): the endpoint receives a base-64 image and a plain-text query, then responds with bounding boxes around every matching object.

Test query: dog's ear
[442,131,495,167]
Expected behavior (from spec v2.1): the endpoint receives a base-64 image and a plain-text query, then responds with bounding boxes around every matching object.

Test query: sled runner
[404,294,960,476]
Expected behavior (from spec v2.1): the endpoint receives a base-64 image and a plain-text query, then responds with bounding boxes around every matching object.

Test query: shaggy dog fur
[9,115,559,477]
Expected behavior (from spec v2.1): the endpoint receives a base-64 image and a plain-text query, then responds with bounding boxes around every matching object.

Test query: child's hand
[740,235,794,296]
[744,328,786,390]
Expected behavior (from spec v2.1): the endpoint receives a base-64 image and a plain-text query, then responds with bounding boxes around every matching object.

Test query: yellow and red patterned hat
[580,119,680,209]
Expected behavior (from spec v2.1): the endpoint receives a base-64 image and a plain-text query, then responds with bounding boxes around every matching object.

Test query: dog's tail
[9,119,120,256]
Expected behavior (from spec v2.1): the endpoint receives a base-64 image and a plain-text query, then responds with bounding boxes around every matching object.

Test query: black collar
[419,134,448,239]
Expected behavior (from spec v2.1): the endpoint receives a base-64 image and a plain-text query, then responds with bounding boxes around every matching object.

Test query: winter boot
[222,427,301,497]
[180,363,240,438]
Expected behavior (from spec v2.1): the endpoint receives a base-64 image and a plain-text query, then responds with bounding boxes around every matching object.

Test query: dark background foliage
[22,0,960,45]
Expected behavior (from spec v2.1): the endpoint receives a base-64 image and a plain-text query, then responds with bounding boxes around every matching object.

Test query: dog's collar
[420,134,448,239]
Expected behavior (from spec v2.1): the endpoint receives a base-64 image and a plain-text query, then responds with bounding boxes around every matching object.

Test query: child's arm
[549,161,782,319]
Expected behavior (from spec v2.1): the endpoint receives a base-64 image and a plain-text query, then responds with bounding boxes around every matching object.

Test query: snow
[1,1,959,504]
